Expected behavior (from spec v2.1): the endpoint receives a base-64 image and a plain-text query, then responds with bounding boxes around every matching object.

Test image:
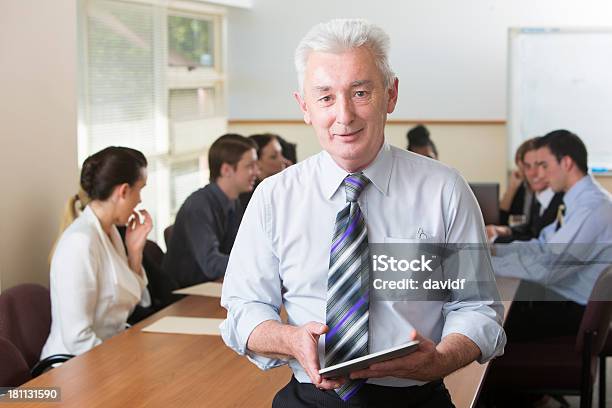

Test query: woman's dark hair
[406,124,438,158]
[248,133,278,158]
[80,146,147,201]
[276,135,297,164]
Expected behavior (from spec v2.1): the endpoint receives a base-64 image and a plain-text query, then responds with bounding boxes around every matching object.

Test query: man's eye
[354,91,367,97]
[319,96,331,102]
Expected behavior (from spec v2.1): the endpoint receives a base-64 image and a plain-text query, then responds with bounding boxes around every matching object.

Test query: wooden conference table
[3,278,519,408]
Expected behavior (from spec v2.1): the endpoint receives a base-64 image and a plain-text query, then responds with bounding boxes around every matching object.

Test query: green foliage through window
[168,15,214,67]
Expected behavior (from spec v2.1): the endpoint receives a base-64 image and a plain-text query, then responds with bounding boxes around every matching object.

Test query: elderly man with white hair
[221,19,506,407]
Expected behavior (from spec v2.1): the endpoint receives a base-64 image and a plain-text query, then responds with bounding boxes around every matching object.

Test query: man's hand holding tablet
[319,340,420,378]
[349,330,481,382]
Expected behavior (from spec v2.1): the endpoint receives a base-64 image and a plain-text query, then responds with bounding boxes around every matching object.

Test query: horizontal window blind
[84,0,166,158]
[169,87,217,120]
[78,0,226,245]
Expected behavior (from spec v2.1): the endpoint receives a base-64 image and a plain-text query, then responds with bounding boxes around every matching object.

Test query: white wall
[0,0,78,291]
[227,0,612,120]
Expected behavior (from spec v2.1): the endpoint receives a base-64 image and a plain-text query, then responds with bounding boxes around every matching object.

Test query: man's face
[294,47,398,172]
[228,149,259,193]
[522,150,548,192]
[536,146,567,193]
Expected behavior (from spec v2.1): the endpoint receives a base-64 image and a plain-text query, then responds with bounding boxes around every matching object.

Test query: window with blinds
[170,88,217,120]
[78,0,227,248]
[82,0,166,158]
[169,87,227,153]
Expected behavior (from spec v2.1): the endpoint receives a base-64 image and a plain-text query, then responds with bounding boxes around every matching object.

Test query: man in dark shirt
[163,134,258,288]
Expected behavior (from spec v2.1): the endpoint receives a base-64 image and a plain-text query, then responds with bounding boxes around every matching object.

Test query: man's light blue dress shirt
[492,175,612,305]
[221,143,506,387]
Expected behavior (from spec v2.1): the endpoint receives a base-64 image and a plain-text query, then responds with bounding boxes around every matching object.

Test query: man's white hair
[294,18,396,94]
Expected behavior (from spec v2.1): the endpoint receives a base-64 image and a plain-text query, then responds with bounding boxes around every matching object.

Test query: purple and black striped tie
[325,173,371,401]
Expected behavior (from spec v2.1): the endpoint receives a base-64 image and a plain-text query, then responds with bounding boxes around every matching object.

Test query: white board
[508,27,612,172]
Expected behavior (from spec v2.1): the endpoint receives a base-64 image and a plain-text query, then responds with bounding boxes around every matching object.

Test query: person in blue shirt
[492,129,612,341]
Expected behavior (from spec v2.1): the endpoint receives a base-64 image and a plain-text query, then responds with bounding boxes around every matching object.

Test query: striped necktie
[325,173,371,401]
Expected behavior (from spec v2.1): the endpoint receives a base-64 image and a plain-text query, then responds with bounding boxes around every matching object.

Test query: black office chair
[483,266,612,408]
[164,224,174,249]
[128,239,178,324]
[144,239,164,267]
[142,239,176,307]
[0,284,73,385]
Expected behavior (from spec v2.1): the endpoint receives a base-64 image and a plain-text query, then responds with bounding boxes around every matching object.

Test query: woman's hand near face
[125,209,153,275]
[508,169,523,192]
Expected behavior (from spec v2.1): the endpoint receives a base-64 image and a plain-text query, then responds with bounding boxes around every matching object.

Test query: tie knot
[344,173,370,202]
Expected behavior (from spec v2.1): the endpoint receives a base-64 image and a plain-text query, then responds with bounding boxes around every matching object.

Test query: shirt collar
[535,187,554,209]
[83,205,123,255]
[563,175,592,212]
[320,142,393,200]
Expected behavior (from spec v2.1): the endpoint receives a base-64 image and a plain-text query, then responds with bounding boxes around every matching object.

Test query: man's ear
[386,77,399,114]
[293,91,311,125]
[220,162,234,179]
[561,156,574,172]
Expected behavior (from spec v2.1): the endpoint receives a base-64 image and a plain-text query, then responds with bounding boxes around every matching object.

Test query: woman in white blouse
[41,146,153,359]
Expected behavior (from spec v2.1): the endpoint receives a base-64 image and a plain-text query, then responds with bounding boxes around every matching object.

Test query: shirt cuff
[442,308,506,364]
[220,302,287,371]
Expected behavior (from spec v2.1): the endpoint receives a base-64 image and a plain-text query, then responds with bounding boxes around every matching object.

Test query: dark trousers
[504,300,585,342]
[272,376,455,408]
[478,298,586,407]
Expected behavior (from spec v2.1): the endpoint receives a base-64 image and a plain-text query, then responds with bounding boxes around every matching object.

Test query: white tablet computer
[319,340,420,378]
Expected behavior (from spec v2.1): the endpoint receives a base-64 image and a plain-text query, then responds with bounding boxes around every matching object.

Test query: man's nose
[335,95,355,126]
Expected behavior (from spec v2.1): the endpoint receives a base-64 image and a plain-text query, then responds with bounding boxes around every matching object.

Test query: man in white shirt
[221,19,505,407]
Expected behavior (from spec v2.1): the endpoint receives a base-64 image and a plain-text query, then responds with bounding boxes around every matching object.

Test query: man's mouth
[334,128,363,137]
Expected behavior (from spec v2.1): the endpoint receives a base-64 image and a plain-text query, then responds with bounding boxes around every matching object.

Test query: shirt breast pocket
[384,231,438,243]
[381,234,442,270]
[385,236,423,244]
